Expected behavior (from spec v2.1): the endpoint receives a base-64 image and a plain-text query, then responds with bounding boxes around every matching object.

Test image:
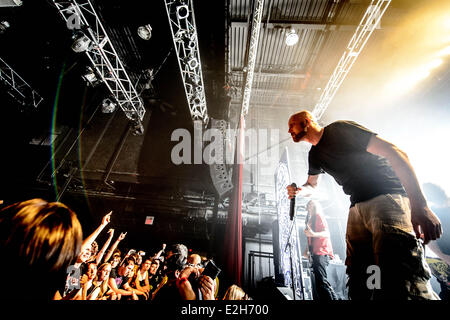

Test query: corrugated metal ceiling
[226,0,373,112]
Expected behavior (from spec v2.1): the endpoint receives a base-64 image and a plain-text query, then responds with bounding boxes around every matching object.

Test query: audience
[89,262,113,300]
[0,198,250,302]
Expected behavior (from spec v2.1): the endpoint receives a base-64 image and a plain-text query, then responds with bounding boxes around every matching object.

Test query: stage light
[176,5,189,19]
[137,24,152,40]
[385,57,444,96]
[102,98,116,113]
[132,121,144,136]
[71,33,91,53]
[285,28,299,46]
[82,67,99,86]
[187,57,198,70]
[0,21,10,34]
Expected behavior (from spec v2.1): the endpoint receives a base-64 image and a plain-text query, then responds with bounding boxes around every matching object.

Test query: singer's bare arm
[287,175,319,199]
[367,135,442,243]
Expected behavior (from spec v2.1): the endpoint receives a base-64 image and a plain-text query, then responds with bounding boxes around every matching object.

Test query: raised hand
[101,211,112,226]
[199,275,216,300]
[118,232,127,241]
[286,184,300,200]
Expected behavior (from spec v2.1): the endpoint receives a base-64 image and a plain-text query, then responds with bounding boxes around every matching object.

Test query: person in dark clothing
[108,256,147,300]
[304,200,338,300]
[152,244,216,301]
[287,110,442,300]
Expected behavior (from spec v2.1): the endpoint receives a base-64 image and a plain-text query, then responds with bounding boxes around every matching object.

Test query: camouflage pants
[345,194,439,300]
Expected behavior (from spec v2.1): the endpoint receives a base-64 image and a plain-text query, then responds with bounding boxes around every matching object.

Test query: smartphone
[202,260,221,280]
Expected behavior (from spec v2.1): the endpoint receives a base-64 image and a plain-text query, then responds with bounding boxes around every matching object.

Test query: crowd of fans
[0,198,251,301]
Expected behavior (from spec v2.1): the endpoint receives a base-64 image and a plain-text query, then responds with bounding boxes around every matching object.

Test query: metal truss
[241,0,265,116]
[313,0,391,120]
[0,57,43,108]
[52,0,146,126]
[164,0,208,124]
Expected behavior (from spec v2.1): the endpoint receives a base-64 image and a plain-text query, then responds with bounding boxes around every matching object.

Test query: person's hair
[164,243,188,276]
[306,199,323,216]
[95,262,112,297]
[222,285,249,300]
[124,256,136,267]
[84,261,97,276]
[0,198,82,300]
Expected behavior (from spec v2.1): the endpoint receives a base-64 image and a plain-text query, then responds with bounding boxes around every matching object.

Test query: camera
[202,260,221,280]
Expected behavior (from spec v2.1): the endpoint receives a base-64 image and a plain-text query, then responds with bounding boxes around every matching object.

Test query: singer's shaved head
[288,110,323,145]
[289,110,316,124]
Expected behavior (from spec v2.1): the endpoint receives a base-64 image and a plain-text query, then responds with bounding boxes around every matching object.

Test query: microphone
[289,183,297,220]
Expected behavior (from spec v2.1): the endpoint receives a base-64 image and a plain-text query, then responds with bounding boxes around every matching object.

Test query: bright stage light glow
[384,57,443,96]
[437,45,450,57]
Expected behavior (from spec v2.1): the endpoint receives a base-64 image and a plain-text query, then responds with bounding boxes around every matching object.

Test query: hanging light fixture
[285,28,299,46]
[137,24,152,40]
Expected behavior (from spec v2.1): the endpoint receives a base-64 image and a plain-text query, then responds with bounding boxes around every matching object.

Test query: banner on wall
[273,147,308,299]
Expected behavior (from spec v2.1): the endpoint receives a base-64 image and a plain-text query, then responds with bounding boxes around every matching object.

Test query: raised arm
[367,135,442,243]
[96,229,115,264]
[152,243,167,260]
[80,211,112,253]
[104,232,127,263]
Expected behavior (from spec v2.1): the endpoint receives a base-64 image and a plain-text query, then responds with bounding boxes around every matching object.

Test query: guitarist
[304,200,338,300]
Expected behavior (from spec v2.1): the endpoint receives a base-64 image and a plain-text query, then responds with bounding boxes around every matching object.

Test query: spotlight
[101,98,116,113]
[132,121,144,136]
[176,5,189,19]
[137,24,152,40]
[187,57,198,70]
[285,28,299,46]
[0,21,10,34]
[71,33,91,53]
[82,67,99,86]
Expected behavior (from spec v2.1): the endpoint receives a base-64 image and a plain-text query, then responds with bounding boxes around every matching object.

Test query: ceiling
[0,0,449,254]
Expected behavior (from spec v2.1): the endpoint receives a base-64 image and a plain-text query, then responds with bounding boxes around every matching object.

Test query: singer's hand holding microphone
[286,183,300,200]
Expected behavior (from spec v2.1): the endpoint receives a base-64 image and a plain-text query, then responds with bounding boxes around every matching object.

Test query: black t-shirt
[110,268,129,290]
[308,121,406,206]
[152,281,183,302]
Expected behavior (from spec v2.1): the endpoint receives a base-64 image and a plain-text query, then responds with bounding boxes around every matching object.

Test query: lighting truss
[164,0,208,124]
[0,57,43,108]
[241,0,265,116]
[52,0,146,126]
[313,0,391,120]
